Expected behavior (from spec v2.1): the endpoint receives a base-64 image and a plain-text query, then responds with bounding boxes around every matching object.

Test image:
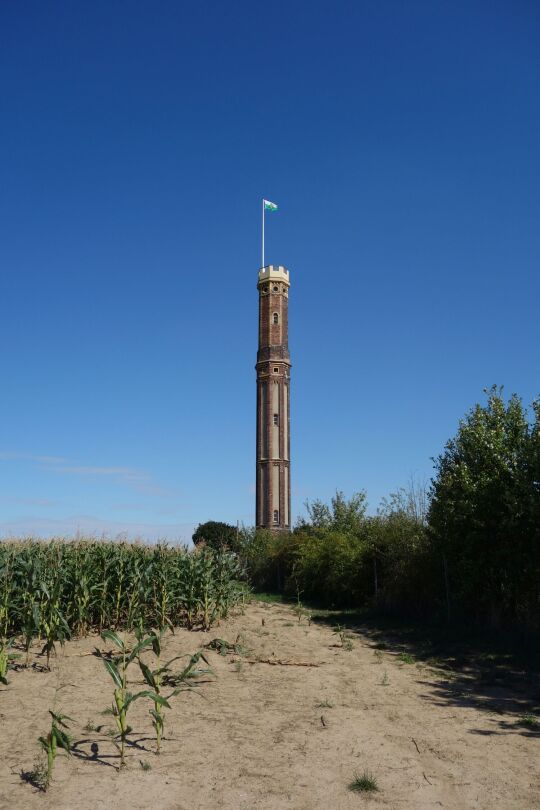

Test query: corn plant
[70,544,97,636]
[38,711,73,791]
[0,551,13,637]
[0,539,246,645]
[18,556,42,666]
[137,628,211,753]
[152,545,174,631]
[39,576,71,670]
[0,638,19,685]
[100,629,158,767]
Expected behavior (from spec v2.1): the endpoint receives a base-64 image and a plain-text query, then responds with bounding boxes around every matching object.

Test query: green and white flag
[263,199,278,212]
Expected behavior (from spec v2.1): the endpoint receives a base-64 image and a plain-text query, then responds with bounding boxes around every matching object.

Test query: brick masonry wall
[256,275,291,530]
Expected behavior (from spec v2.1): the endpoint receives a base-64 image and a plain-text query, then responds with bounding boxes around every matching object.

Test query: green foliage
[240,388,540,633]
[348,770,379,793]
[0,638,19,685]
[38,711,73,790]
[136,627,211,754]
[192,521,238,551]
[429,386,540,628]
[0,540,246,660]
[518,713,538,729]
[100,629,156,766]
[236,527,292,592]
[299,490,368,533]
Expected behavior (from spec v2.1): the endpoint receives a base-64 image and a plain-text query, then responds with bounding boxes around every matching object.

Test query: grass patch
[398,652,415,664]
[315,698,334,708]
[20,758,48,792]
[254,592,285,604]
[518,713,538,729]
[349,770,379,793]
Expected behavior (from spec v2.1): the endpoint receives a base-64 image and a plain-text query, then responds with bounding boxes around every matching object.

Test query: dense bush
[238,491,425,609]
[429,386,540,628]
[240,388,540,631]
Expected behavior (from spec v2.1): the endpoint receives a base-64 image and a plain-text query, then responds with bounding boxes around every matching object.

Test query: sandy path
[0,601,538,809]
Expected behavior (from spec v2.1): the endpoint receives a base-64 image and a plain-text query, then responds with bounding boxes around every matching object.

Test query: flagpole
[262,198,265,268]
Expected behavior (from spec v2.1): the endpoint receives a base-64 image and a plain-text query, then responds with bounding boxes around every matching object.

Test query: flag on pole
[263,199,278,212]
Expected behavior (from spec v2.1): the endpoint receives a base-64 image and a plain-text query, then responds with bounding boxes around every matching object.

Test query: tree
[428,386,536,626]
[297,490,367,534]
[192,521,237,552]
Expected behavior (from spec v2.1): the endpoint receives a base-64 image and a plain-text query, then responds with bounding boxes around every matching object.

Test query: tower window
[273,367,279,373]
[273,510,279,523]
[273,285,279,292]
[273,414,279,425]
[273,313,279,324]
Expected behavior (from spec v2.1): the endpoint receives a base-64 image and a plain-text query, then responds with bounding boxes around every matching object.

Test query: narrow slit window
[273,413,279,425]
[273,509,279,523]
[273,312,279,324]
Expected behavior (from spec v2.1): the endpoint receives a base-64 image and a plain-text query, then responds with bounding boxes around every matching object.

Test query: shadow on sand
[310,607,540,737]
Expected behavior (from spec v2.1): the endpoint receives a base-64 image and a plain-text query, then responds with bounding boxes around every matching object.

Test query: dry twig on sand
[239,658,325,668]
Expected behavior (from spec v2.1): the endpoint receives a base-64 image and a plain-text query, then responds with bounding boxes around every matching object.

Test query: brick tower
[256,265,291,530]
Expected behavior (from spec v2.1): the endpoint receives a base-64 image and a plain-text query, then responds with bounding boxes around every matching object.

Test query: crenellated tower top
[257,265,290,290]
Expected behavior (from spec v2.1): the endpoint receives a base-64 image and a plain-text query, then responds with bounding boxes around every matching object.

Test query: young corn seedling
[333,624,353,649]
[38,711,73,791]
[0,638,20,685]
[293,585,306,623]
[137,628,211,754]
[100,629,156,767]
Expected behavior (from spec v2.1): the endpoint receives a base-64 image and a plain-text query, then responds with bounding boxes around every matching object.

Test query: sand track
[0,601,538,809]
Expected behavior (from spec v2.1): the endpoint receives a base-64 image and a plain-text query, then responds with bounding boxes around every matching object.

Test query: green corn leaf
[159,654,190,673]
[54,728,72,753]
[49,711,74,728]
[138,661,157,690]
[150,633,161,658]
[127,635,153,664]
[128,689,171,709]
[149,709,163,724]
[101,629,124,650]
[103,658,123,689]
[150,693,171,708]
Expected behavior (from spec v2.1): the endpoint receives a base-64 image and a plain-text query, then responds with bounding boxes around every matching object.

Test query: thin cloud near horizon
[0,513,196,543]
[0,450,182,500]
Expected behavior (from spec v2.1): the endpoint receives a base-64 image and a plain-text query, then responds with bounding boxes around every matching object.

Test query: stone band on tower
[256,265,291,530]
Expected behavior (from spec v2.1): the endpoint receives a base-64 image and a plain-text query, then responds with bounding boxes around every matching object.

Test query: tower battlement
[257,265,290,287]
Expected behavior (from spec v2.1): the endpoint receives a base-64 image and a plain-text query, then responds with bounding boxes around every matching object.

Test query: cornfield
[0,539,246,651]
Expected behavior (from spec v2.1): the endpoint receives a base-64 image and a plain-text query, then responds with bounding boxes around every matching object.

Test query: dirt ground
[0,600,538,810]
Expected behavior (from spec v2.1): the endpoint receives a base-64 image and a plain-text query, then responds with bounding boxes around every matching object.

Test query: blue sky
[1,1,539,541]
